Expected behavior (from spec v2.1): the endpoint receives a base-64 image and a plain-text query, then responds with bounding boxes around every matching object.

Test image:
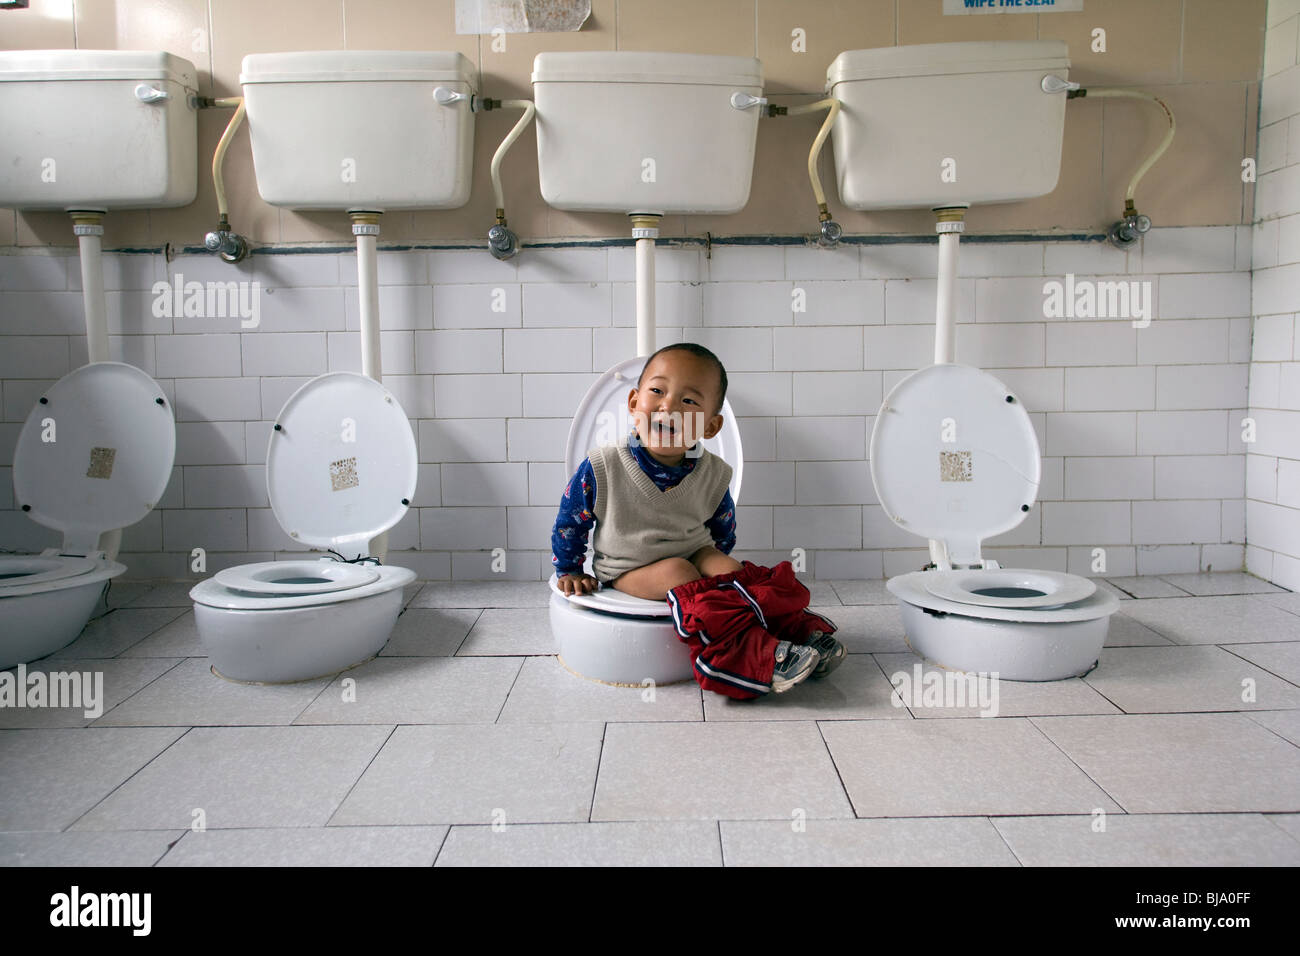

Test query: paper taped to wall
[456,0,590,34]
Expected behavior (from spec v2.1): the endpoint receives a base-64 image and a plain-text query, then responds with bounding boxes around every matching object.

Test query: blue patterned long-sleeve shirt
[551,430,737,578]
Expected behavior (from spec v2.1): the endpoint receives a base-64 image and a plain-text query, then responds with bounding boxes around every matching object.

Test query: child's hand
[558,572,599,595]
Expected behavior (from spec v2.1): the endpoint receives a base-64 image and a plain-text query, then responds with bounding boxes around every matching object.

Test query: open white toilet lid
[12,362,175,550]
[870,363,1040,568]
[565,355,744,503]
[266,372,417,550]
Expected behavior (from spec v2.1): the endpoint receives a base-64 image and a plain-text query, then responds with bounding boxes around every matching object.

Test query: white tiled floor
[2,571,1299,867]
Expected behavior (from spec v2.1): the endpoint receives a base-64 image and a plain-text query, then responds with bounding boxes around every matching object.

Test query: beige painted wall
[0,0,1268,248]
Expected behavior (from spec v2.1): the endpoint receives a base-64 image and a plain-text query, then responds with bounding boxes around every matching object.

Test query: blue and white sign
[944,0,1084,13]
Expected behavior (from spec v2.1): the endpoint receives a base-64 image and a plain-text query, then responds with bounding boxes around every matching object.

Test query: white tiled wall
[0,225,1257,581]
[1247,0,1300,591]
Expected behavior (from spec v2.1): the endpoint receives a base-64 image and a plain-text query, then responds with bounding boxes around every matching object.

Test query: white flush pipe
[350,211,387,563]
[70,210,122,560]
[630,214,661,357]
[351,212,383,382]
[71,211,109,364]
[930,206,967,569]
[932,207,967,366]
[635,238,654,356]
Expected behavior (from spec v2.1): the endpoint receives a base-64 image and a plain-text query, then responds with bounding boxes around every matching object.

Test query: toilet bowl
[549,573,696,685]
[870,363,1119,681]
[190,372,417,684]
[549,356,744,685]
[1,362,176,669]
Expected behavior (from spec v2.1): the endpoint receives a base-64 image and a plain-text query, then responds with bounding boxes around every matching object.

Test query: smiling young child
[551,343,843,698]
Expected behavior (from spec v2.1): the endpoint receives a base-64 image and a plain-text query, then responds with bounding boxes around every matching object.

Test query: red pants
[666,561,838,700]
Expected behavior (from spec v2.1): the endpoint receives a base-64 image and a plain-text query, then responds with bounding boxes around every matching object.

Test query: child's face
[628,351,724,464]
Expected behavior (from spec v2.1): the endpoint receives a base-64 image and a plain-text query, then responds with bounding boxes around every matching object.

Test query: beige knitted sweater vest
[587,444,733,583]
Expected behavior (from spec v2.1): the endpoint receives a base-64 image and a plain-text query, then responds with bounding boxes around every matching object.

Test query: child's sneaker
[806,631,845,678]
[771,640,820,693]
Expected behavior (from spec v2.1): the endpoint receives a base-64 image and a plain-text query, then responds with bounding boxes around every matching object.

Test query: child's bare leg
[610,557,702,602]
[691,545,743,578]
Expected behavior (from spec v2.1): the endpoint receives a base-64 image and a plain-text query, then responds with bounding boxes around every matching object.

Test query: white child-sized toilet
[530,52,761,685]
[1,362,176,669]
[870,363,1119,681]
[548,357,744,685]
[190,372,417,684]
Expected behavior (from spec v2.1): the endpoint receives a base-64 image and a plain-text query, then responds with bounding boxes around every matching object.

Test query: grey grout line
[813,718,859,820]
[490,656,528,724]
[430,823,453,867]
[1242,711,1300,750]
[62,724,195,833]
[294,663,348,724]
[586,722,607,825]
[445,608,483,657]
[985,817,1027,868]
[322,723,399,829]
[1152,576,1199,596]
[1079,665,1131,714]
[1259,813,1300,848]
[12,808,1300,837]
[867,652,918,719]
[1261,600,1300,621]
[89,656,188,727]
[1216,645,1300,690]
[151,828,189,868]
[1023,714,1132,815]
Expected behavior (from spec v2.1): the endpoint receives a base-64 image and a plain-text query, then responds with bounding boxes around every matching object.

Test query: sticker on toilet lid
[869,363,1040,566]
[266,372,417,550]
[86,446,117,480]
[329,456,359,492]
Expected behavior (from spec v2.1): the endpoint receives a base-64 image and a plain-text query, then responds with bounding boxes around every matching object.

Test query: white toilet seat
[921,567,1095,609]
[889,570,1117,623]
[192,564,414,611]
[0,554,99,591]
[190,373,419,684]
[0,558,124,671]
[214,559,379,596]
[548,573,672,617]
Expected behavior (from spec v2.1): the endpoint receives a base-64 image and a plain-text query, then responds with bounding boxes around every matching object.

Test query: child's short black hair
[636,343,728,414]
